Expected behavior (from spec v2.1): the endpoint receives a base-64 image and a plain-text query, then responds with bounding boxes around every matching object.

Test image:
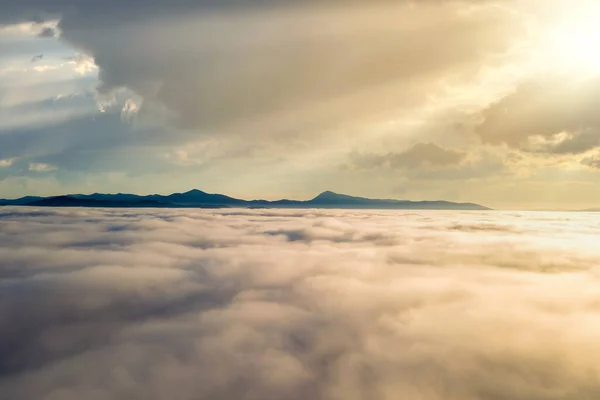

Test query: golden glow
[535,4,600,75]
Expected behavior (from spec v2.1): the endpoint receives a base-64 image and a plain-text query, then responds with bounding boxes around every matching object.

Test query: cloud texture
[2,207,600,399]
[4,0,600,208]
[476,76,600,154]
[1,0,519,133]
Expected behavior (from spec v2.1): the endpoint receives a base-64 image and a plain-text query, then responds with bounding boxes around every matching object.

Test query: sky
[3,207,600,399]
[1,0,600,209]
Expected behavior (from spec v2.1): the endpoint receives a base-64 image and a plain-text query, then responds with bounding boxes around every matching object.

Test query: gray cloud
[1,0,520,136]
[0,101,182,177]
[37,27,56,38]
[0,1,502,25]
[581,152,600,169]
[476,76,600,154]
[2,207,600,398]
[351,143,467,170]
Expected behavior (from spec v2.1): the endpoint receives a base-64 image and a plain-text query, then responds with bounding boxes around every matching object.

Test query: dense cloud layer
[2,207,600,399]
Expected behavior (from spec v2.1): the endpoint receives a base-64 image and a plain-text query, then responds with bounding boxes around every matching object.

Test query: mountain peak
[312,191,360,202]
[184,189,207,195]
[313,191,342,200]
[320,190,337,196]
[0,189,490,210]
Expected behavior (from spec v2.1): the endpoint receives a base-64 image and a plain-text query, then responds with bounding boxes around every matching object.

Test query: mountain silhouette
[157,189,245,205]
[0,190,490,210]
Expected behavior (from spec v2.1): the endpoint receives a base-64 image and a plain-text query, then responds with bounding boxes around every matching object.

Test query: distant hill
[0,196,43,205]
[27,196,171,208]
[0,190,490,210]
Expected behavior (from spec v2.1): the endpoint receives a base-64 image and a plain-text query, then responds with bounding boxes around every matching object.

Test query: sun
[534,4,600,75]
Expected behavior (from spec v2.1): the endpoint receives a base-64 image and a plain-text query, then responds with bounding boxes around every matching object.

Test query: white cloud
[0,21,59,38]
[28,162,56,172]
[1,208,600,399]
[0,158,16,167]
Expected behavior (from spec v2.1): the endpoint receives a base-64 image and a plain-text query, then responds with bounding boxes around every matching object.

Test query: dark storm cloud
[2,208,600,399]
[1,0,519,135]
[0,0,499,24]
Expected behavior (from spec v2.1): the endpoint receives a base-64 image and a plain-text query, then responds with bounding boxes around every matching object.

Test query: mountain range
[0,189,490,210]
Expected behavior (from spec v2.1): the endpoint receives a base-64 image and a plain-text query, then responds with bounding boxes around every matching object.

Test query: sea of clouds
[2,207,600,399]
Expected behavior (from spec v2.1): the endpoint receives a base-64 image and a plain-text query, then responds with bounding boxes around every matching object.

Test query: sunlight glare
[536,5,600,75]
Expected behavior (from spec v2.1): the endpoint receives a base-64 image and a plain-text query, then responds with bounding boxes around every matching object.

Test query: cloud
[581,151,600,169]
[1,0,522,136]
[0,98,177,177]
[4,0,599,208]
[0,0,534,204]
[2,208,600,398]
[0,158,16,167]
[343,143,509,185]
[0,1,504,26]
[351,143,466,169]
[28,162,56,172]
[476,75,600,154]
[37,27,56,38]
